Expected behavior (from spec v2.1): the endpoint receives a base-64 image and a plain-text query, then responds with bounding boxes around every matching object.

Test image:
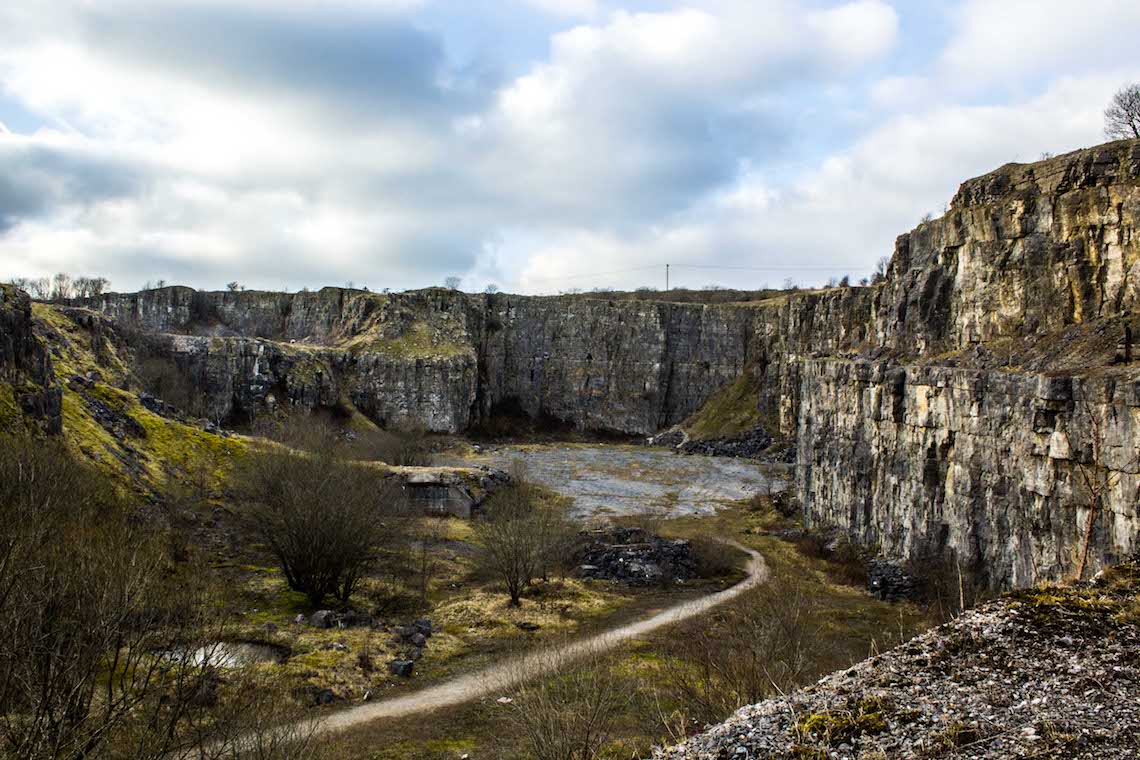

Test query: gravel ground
[466,444,788,518]
[656,562,1140,759]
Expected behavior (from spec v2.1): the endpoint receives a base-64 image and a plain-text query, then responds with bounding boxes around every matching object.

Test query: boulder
[310,610,337,629]
[387,659,415,678]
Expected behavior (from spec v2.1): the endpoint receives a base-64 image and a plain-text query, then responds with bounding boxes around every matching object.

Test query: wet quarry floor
[455,443,789,518]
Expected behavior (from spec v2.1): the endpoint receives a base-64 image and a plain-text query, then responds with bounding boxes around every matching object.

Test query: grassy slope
[679,370,766,441]
[29,303,247,493]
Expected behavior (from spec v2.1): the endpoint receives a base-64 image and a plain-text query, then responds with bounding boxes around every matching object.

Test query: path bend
[318,540,767,735]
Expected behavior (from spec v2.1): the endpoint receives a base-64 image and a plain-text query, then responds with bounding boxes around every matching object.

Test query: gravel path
[317,541,767,734]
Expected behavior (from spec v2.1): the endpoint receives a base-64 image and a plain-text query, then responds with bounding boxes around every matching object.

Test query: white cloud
[498,72,1132,293]
[808,0,899,69]
[522,0,599,18]
[0,0,1137,296]
[941,0,1140,88]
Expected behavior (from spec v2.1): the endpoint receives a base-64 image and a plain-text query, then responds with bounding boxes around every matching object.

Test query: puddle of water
[462,444,788,519]
[166,642,287,668]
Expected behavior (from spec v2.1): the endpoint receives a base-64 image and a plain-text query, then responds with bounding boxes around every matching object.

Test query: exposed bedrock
[798,360,1140,588]
[0,284,62,433]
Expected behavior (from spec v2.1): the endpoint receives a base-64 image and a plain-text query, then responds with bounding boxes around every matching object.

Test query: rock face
[0,284,62,433]
[798,362,1140,588]
[66,139,1140,586]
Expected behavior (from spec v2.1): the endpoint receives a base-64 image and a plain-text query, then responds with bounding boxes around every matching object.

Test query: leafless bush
[137,356,209,417]
[238,417,409,607]
[659,575,823,726]
[475,464,574,605]
[0,434,313,759]
[689,535,740,580]
[183,671,322,760]
[907,552,986,621]
[501,643,633,760]
[350,422,433,466]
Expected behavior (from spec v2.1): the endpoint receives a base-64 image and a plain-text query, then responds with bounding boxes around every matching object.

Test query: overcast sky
[1,0,1138,294]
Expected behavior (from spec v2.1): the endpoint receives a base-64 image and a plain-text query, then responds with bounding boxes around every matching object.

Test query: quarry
[2,140,1139,758]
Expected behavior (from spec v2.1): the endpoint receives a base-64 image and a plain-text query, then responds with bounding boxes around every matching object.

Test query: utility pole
[666,264,670,291]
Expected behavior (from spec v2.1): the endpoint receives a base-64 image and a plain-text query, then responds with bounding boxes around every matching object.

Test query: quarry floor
[449,443,790,518]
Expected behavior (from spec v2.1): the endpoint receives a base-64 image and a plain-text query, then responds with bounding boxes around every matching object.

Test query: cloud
[0,0,1136,295]
[504,72,1129,292]
[522,0,599,18]
[941,0,1140,89]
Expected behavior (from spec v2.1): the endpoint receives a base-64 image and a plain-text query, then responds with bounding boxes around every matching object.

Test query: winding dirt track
[317,541,767,736]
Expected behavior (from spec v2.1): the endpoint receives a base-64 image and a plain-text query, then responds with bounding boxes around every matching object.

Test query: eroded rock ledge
[656,561,1140,760]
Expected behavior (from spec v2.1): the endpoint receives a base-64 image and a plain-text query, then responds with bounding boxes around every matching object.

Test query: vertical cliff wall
[796,140,1140,585]
[798,361,1140,587]
[0,284,62,433]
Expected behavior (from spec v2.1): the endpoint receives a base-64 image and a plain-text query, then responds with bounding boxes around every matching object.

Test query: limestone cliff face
[0,284,62,432]
[85,284,879,435]
[874,139,1140,354]
[798,361,1140,587]
[793,140,1140,586]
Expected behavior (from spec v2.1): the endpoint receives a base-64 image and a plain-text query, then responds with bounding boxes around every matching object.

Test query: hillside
[659,560,1140,759]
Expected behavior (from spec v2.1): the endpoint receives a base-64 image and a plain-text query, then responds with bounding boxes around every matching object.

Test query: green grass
[681,370,769,440]
[342,321,473,360]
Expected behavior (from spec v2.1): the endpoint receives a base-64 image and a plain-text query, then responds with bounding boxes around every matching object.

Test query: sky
[1,0,1138,295]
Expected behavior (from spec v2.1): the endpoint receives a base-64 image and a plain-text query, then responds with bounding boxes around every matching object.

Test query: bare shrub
[183,671,322,760]
[501,643,633,760]
[689,535,740,580]
[0,434,310,759]
[474,464,573,605]
[137,355,209,417]
[660,574,823,726]
[350,422,433,466]
[238,417,409,607]
[790,534,867,587]
[907,552,986,621]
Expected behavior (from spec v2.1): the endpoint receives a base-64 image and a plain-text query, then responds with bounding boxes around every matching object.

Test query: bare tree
[50,271,72,301]
[1105,83,1140,140]
[444,276,462,290]
[473,465,570,606]
[239,417,408,607]
[1069,387,1135,580]
[226,281,241,293]
[484,283,500,294]
[0,434,316,759]
[474,480,541,607]
[27,277,51,300]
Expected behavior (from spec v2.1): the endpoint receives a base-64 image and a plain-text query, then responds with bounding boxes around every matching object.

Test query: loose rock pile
[388,618,435,678]
[646,426,774,459]
[655,561,1140,759]
[577,527,697,585]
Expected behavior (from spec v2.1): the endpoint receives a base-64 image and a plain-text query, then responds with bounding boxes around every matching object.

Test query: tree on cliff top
[1105,83,1140,140]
